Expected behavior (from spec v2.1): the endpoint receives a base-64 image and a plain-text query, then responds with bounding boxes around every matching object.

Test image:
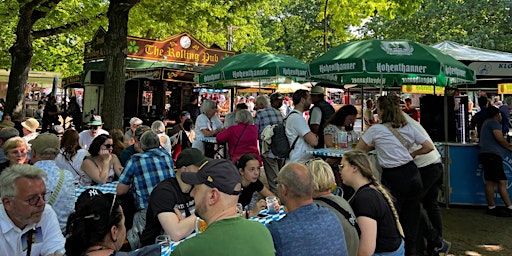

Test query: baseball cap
[29,133,60,154]
[129,117,143,126]
[180,111,191,118]
[175,148,210,169]
[270,92,284,101]
[88,115,103,126]
[181,159,241,195]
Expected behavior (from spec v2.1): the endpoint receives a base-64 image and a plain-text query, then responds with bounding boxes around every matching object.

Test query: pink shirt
[216,123,262,165]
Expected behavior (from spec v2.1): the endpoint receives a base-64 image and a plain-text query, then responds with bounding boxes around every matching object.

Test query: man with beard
[172,159,275,256]
[286,89,318,163]
[0,165,65,255]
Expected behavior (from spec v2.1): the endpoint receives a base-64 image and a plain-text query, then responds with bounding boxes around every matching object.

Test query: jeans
[374,239,405,256]
[382,161,423,256]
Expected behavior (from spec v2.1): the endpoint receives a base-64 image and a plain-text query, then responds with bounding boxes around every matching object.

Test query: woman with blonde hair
[356,95,434,255]
[340,150,404,256]
[307,159,359,256]
[0,136,28,172]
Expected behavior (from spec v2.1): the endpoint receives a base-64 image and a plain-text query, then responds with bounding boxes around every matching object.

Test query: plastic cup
[266,196,278,214]
[195,217,208,234]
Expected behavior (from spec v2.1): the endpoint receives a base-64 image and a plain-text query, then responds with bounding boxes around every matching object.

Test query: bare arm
[116,182,130,195]
[259,186,275,198]
[324,134,334,148]
[357,216,377,256]
[356,139,374,152]
[410,140,435,158]
[158,212,196,241]
[111,154,123,177]
[304,131,319,147]
[493,129,512,151]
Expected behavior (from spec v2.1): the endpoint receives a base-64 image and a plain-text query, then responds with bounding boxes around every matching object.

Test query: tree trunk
[6,8,34,116]
[102,0,140,130]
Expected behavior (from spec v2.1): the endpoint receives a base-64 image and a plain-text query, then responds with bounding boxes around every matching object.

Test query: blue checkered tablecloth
[75,181,119,198]
[306,148,352,158]
[161,208,286,255]
[201,137,218,143]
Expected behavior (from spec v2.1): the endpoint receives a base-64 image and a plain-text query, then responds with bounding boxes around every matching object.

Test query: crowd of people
[0,83,459,256]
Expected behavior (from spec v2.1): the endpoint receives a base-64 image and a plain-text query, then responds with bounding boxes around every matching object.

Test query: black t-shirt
[140,178,194,246]
[238,179,264,208]
[349,183,402,253]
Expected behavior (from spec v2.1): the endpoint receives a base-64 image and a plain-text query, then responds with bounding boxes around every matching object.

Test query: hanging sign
[498,83,512,94]
[401,85,445,95]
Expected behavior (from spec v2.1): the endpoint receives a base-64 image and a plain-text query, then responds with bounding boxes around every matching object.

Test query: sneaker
[433,239,451,256]
[486,207,499,216]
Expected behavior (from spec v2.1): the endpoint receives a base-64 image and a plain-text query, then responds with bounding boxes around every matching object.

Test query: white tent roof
[432,41,512,62]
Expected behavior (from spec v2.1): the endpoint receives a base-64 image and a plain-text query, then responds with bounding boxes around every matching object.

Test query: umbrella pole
[361,85,364,132]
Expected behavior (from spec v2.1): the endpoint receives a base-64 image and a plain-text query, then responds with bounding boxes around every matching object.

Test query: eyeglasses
[90,126,100,130]
[24,192,52,206]
[305,157,323,166]
[103,144,113,149]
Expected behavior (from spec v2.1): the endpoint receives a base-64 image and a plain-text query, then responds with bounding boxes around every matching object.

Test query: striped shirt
[119,148,175,210]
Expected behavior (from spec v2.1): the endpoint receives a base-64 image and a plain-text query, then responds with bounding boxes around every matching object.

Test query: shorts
[478,153,507,182]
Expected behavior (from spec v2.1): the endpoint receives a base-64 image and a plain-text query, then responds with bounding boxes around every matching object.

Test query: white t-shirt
[55,148,90,187]
[0,205,65,256]
[192,114,223,153]
[309,107,322,125]
[362,123,427,168]
[78,129,109,150]
[286,110,314,163]
[403,113,441,167]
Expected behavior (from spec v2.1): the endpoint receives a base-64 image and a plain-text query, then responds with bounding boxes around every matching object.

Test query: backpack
[270,111,299,159]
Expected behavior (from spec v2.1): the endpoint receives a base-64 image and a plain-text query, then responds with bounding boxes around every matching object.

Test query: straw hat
[21,118,39,133]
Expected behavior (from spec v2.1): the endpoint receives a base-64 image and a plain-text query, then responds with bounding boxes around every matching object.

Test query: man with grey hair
[117,130,175,250]
[267,162,348,256]
[255,93,284,194]
[30,133,75,233]
[0,164,65,255]
[0,127,19,162]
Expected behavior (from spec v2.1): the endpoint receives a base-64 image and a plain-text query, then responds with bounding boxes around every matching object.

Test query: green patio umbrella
[309,39,476,87]
[199,53,309,86]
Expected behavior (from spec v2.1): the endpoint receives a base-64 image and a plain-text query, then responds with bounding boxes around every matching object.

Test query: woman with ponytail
[355,95,434,256]
[340,150,405,256]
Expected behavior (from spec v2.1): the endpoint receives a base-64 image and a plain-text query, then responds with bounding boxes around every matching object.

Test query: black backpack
[270,111,299,159]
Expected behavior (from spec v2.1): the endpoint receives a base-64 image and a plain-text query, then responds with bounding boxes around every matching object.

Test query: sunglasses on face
[103,144,113,149]
[90,126,100,130]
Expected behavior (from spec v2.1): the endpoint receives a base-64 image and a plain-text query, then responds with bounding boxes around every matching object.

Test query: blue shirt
[479,118,507,158]
[33,160,76,233]
[119,148,175,210]
[267,203,348,256]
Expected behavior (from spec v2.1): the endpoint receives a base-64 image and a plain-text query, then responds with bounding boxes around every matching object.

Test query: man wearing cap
[125,117,143,145]
[0,165,66,256]
[0,127,19,163]
[120,125,151,166]
[30,133,76,233]
[172,159,275,255]
[254,94,284,194]
[78,115,109,150]
[117,130,175,250]
[140,148,209,245]
[267,163,348,256]
[21,118,40,146]
[309,84,335,149]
